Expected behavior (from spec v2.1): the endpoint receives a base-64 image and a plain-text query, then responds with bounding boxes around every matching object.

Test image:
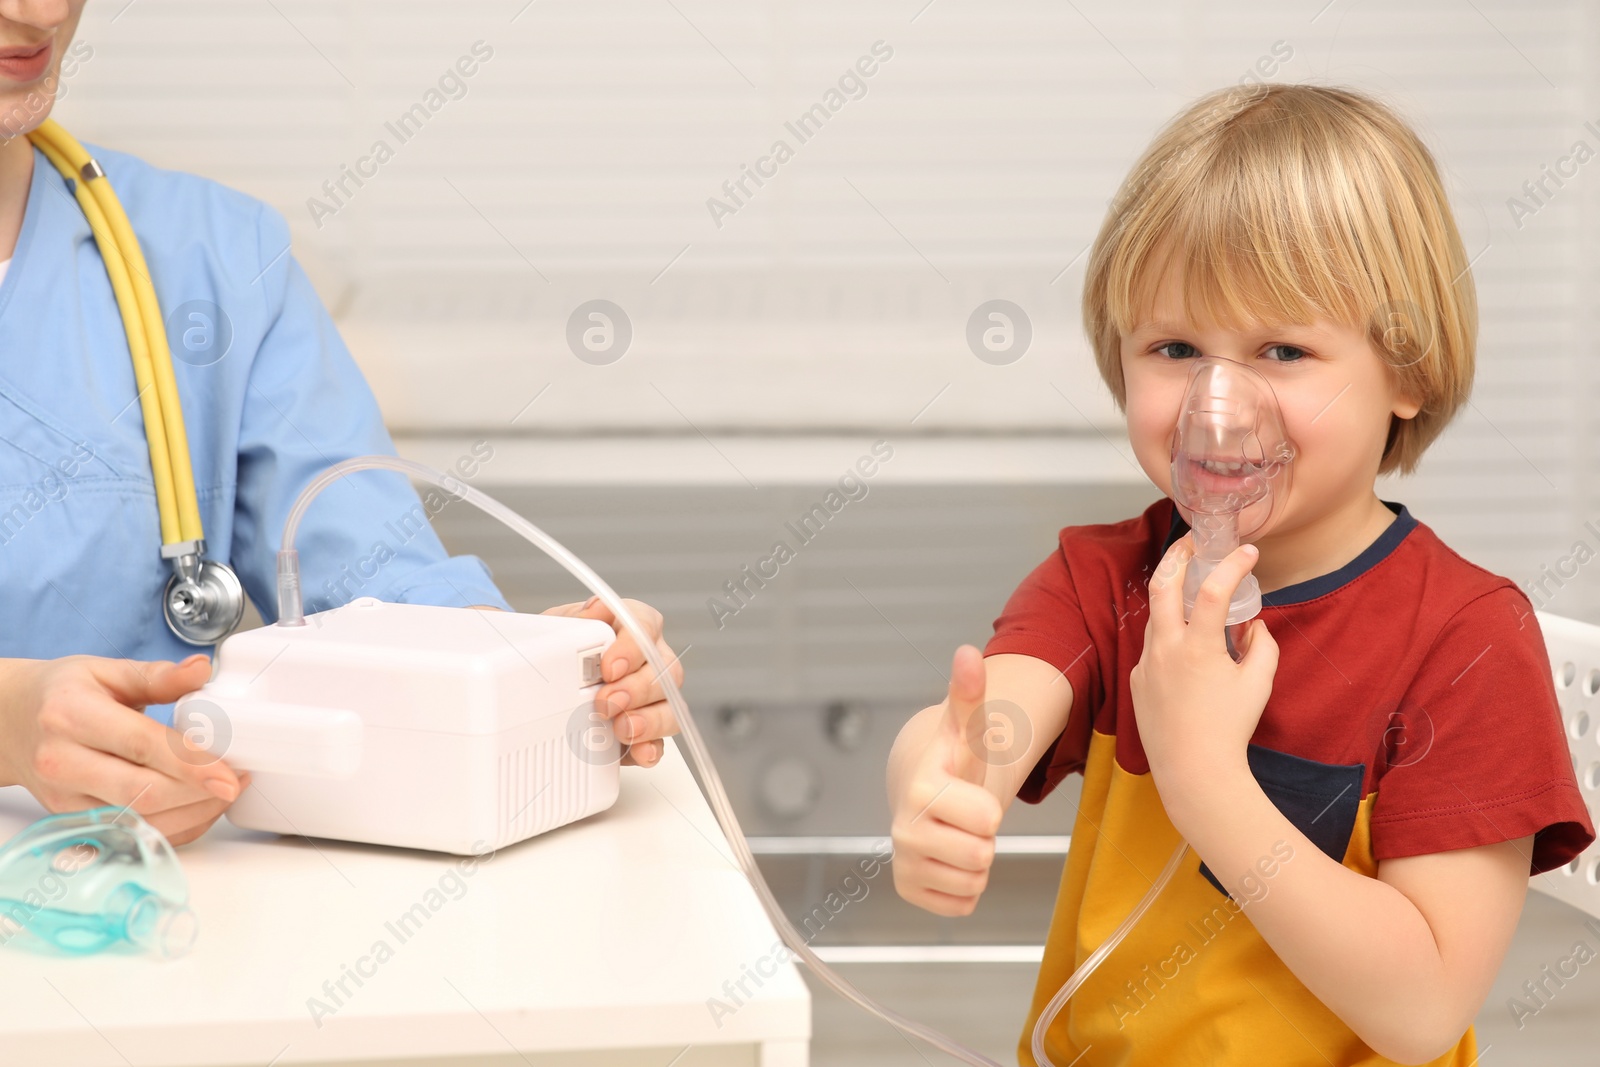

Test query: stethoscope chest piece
[162,541,245,645]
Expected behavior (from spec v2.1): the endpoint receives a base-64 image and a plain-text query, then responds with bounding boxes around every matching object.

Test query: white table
[0,740,811,1066]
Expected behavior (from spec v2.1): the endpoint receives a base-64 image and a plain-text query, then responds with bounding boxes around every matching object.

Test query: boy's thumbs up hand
[943,644,989,786]
[888,645,1009,918]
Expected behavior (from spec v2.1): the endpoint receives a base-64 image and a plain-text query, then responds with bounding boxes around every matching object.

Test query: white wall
[50,0,1600,623]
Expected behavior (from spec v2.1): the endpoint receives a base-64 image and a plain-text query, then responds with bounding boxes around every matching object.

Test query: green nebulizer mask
[0,806,197,958]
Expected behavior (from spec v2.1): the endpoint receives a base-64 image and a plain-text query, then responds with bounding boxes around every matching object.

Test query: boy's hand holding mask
[1131,534,1280,811]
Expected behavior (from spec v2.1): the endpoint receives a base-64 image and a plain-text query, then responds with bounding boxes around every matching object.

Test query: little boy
[887,83,1596,1066]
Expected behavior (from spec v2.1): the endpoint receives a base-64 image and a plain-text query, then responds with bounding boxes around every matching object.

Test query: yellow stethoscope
[24,120,245,645]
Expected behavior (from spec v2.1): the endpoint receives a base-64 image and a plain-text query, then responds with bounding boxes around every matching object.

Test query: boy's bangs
[1109,145,1380,338]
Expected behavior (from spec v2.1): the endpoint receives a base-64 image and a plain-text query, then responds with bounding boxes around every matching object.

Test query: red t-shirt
[985,495,1595,1066]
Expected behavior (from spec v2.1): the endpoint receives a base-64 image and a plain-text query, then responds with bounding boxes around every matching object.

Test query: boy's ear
[1381,408,1415,462]
[1390,380,1423,421]
[1393,394,1422,420]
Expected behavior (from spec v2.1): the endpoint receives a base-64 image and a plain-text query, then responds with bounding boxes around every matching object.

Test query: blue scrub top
[0,142,513,725]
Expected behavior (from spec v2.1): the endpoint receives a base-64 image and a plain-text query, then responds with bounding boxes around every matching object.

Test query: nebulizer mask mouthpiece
[1169,356,1296,655]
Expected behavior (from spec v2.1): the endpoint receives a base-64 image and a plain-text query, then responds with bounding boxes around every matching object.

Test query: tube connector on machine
[276,548,304,627]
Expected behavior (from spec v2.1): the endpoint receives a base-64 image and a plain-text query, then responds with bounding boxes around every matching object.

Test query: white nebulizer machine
[176,599,617,855]
[166,355,1293,1067]
[173,458,623,856]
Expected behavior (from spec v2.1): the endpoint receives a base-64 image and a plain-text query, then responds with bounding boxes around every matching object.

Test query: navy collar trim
[1160,499,1417,607]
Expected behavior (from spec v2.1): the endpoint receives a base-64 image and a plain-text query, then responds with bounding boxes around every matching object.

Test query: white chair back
[1530,612,1600,920]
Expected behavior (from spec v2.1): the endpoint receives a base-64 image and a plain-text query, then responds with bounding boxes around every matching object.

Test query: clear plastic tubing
[1029,841,1187,1065]
[274,456,1180,1067]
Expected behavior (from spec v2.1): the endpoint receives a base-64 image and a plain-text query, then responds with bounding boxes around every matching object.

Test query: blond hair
[1082,83,1476,476]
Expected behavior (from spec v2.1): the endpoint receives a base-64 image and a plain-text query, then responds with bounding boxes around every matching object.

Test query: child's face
[1118,256,1422,545]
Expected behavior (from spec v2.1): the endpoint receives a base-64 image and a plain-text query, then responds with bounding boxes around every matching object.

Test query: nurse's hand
[0,654,249,847]
[470,598,683,767]
[532,596,683,768]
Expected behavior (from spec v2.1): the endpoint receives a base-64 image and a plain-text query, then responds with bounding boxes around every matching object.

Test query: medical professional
[0,1,682,846]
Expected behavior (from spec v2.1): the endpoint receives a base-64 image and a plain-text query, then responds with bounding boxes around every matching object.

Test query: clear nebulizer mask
[0,806,197,958]
[1169,355,1297,659]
